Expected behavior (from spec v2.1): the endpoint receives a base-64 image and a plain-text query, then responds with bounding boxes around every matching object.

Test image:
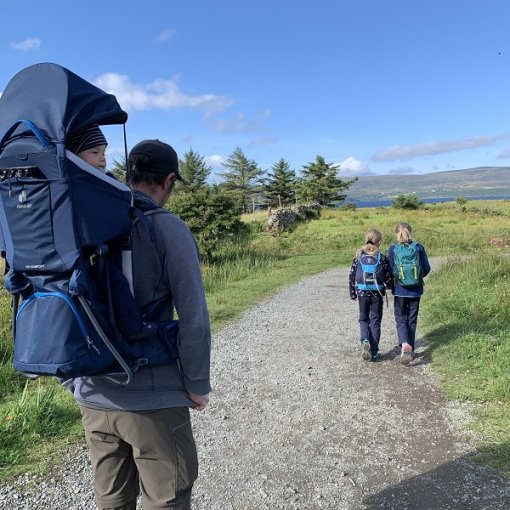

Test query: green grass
[0,281,83,477]
[420,253,510,475]
[1,199,510,479]
[0,379,82,476]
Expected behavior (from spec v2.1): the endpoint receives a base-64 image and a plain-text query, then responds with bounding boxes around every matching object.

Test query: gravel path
[1,267,509,509]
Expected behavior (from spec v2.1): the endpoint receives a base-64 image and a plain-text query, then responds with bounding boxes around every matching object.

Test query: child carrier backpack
[392,241,422,287]
[0,63,178,385]
[355,251,384,292]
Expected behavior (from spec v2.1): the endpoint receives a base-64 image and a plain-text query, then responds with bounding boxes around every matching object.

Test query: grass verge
[420,253,510,475]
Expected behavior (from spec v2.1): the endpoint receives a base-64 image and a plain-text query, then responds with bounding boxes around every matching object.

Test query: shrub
[391,193,423,210]
[169,187,249,260]
[338,202,357,211]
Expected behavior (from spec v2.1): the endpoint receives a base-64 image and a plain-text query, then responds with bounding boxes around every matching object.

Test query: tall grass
[0,199,509,478]
[0,379,81,475]
[0,290,24,403]
[421,252,510,474]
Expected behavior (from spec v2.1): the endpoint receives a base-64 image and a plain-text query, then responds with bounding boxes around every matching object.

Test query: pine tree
[297,155,356,206]
[218,147,263,212]
[265,158,296,207]
[109,157,127,182]
[179,147,211,191]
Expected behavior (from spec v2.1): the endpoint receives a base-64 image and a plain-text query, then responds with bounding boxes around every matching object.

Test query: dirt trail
[1,267,509,510]
[190,267,510,510]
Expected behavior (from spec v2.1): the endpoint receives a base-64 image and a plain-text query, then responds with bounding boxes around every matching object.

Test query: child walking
[387,222,431,364]
[349,228,393,361]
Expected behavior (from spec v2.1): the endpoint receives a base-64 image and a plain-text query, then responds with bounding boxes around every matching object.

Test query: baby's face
[78,144,107,171]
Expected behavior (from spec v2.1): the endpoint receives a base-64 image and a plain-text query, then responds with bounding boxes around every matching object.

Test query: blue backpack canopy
[0,62,132,268]
[0,63,178,385]
[0,62,127,146]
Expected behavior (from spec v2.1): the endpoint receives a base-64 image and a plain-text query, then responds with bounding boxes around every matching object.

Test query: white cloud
[337,156,373,176]
[94,73,234,118]
[372,134,510,162]
[93,73,269,134]
[10,38,41,52]
[154,29,176,43]
[105,146,126,160]
[204,154,225,168]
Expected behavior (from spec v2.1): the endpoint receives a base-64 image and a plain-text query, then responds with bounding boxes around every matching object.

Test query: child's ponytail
[357,228,382,257]
[395,222,413,244]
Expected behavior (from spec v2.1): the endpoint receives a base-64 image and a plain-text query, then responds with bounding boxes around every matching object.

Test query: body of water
[344,195,510,208]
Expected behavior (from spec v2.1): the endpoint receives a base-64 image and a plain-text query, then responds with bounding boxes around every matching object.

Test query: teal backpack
[392,241,422,287]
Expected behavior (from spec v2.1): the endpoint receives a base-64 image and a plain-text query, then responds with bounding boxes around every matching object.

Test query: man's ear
[164,173,176,191]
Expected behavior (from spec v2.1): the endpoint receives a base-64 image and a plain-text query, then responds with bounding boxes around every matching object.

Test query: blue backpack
[0,63,178,385]
[355,251,385,292]
[392,241,423,287]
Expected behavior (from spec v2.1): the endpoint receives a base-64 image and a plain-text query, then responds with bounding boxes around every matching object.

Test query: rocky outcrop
[266,204,321,233]
[266,208,297,232]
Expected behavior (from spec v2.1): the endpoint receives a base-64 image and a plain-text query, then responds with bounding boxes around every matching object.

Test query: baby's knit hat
[66,124,107,154]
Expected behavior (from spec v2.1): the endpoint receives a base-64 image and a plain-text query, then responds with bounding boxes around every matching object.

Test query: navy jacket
[387,242,431,298]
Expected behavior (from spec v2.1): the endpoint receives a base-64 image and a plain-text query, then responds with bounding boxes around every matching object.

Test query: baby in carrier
[67,124,156,340]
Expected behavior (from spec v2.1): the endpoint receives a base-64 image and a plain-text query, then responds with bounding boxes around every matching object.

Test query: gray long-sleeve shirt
[71,191,211,411]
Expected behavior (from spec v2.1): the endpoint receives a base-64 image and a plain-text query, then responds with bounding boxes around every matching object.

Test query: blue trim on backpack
[17,291,89,338]
[0,119,51,151]
[356,282,384,291]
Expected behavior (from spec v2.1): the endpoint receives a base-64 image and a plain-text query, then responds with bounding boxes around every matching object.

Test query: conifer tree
[218,147,263,212]
[179,147,211,191]
[265,158,296,207]
[297,155,356,206]
[109,157,127,182]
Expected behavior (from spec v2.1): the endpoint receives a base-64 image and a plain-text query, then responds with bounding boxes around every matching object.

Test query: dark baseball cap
[129,139,184,181]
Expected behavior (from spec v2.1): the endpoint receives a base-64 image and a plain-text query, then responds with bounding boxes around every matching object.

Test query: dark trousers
[358,294,384,354]
[393,296,421,349]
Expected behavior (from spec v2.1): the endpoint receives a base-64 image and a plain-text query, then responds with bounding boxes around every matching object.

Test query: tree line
[110,146,357,259]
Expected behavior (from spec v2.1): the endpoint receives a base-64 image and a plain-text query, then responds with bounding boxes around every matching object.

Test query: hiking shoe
[371,352,380,362]
[361,339,371,361]
[401,342,412,365]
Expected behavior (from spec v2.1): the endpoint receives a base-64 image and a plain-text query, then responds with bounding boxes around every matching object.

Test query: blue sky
[1,0,510,179]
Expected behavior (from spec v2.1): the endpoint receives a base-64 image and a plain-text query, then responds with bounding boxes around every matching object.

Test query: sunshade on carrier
[0,62,136,384]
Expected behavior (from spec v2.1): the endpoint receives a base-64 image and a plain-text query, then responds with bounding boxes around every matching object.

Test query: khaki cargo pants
[80,406,198,510]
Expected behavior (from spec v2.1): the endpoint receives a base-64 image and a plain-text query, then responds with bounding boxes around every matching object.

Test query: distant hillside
[345,167,510,201]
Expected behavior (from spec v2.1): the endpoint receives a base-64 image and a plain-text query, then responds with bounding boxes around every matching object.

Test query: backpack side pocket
[14,291,115,377]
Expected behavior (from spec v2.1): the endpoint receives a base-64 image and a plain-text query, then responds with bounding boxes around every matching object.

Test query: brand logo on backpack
[393,242,422,287]
[355,252,384,292]
[16,190,32,209]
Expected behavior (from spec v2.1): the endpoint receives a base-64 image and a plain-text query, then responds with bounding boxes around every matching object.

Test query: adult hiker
[68,139,211,510]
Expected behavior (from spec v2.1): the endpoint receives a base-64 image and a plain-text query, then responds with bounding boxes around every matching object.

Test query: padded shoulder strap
[133,198,170,243]
[131,203,174,321]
